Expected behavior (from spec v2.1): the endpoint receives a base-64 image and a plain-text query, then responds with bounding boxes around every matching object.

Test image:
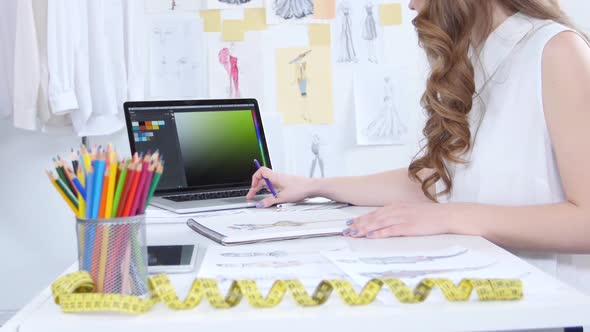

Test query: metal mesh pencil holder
[76,215,148,297]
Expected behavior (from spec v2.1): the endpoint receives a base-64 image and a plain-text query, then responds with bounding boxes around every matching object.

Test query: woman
[247,0,590,289]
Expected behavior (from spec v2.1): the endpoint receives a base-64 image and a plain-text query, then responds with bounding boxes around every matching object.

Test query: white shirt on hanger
[0,0,17,118]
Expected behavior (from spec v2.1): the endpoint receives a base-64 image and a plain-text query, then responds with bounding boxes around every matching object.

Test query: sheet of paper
[194,209,349,241]
[275,47,333,125]
[206,0,264,10]
[323,246,530,305]
[145,0,200,13]
[200,10,222,32]
[353,64,408,145]
[379,3,402,26]
[282,125,345,177]
[208,33,264,103]
[334,0,384,65]
[197,239,351,292]
[266,0,317,25]
[313,0,335,19]
[308,24,331,46]
[148,14,207,99]
[243,8,267,30]
[222,19,245,41]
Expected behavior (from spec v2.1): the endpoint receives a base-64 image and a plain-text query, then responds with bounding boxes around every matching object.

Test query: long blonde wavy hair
[408,0,581,202]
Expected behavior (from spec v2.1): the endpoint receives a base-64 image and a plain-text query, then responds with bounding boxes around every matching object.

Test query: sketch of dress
[337,1,357,63]
[218,0,252,4]
[360,263,495,279]
[365,76,407,141]
[309,135,325,178]
[228,219,339,231]
[218,47,241,98]
[221,251,289,258]
[289,50,311,98]
[273,0,314,20]
[336,248,469,265]
[362,3,378,63]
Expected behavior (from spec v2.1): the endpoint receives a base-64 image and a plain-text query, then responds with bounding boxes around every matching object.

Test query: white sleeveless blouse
[439,13,590,294]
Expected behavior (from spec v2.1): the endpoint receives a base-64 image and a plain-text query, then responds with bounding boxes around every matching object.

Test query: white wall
[0,0,588,325]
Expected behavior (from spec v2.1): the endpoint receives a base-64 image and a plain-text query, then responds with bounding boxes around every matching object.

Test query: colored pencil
[65,166,86,200]
[105,151,118,218]
[122,162,142,217]
[146,162,164,206]
[92,153,106,219]
[99,165,109,219]
[112,160,129,218]
[46,171,77,214]
[77,167,86,219]
[116,161,135,217]
[129,155,150,216]
[85,165,94,220]
[138,162,156,214]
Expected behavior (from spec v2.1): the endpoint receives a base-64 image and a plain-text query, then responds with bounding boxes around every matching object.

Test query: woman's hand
[246,167,317,208]
[343,202,454,238]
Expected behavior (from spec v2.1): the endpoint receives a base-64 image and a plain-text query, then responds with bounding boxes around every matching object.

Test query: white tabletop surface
[3,207,590,332]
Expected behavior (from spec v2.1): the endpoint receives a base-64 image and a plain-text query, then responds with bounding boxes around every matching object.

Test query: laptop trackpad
[221,197,251,204]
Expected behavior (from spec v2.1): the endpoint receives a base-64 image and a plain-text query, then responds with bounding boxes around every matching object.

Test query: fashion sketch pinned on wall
[337,0,357,63]
[276,47,333,125]
[334,0,383,65]
[206,0,263,9]
[148,14,207,99]
[353,65,408,145]
[208,34,264,104]
[283,125,345,178]
[267,0,315,24]
[145,0,200,12]
[362,2,379,63]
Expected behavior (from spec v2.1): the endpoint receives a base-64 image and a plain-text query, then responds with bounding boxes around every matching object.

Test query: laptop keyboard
[163,188,267,202]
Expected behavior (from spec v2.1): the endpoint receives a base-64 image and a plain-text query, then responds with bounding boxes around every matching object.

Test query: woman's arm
[312,168,431,206]
[347,31,590,253]
[247,168,431,207]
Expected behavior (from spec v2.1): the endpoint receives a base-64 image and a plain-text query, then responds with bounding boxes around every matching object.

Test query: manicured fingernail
[342,229,351,236]
[350,230,359,236]
[256,202,265,208]
[346,220,354,226]
[367,232,376,238]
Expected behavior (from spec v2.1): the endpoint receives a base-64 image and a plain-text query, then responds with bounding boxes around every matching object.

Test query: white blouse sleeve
[13,0,40,130]
[47,0,79,114]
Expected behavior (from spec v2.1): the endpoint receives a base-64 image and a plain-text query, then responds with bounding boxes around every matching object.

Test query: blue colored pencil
[83,165,95,271]
[92,153,106,219]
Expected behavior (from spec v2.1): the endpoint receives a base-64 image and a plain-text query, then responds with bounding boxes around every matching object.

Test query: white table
[3,207,590,332]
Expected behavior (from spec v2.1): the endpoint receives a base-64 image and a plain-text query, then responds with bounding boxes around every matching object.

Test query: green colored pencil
[55,176,79,209]
[145,163,163,206]
[111,160,129,218]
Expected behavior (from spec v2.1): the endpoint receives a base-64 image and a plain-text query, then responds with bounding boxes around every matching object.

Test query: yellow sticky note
[308,24,331,46]
[379,3,403,26]
[222,20,245,41]
[200,10,222,32]
[313,0,335,19]
[243,8,266,31]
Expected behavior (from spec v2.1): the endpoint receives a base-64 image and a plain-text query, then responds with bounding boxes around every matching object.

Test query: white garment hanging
[0,0,17,118]
[438,13,590,294]
[124,0,146,101]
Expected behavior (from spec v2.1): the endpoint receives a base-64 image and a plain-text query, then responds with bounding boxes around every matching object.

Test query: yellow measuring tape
[52,271,523,314]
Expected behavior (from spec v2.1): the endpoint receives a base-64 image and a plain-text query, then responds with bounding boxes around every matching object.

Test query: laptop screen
[124,100,271,194]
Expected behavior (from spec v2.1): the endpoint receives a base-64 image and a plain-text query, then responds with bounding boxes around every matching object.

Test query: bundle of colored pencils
[46,145,163,295]
[46,145,164,219]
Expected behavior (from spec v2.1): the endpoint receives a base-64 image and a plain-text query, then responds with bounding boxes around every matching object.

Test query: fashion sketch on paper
[336,248,469,265]
[273,0,314,20]
[309,135,325,178]
[360,263,496,279]
[228,218,339,231]
[362,2,378,63]
[337,0,357,63]
[218,46,241,98]
[218,0,252,4]
[289,50,312,98]
[365,76,407,141]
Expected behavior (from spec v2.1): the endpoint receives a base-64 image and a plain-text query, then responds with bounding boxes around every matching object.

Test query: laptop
[123,99,272,214]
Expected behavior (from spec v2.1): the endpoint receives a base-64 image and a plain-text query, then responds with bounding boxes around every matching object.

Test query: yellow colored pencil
[104,151,118,218]
[77,167,86,219]
[46,171,78,214]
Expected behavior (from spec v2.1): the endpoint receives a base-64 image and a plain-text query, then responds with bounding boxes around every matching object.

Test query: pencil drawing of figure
[273,0,314,20]
[216,260,325,268]
[218,46,241,98]
[289,50,312,98]
[337,0,357,63]
[309,135,325,178]
[336,248,469,265]
[171,0,176,10]
[360,263,495,279]
[221,251,289,258]
[365,76,407,140]
[362,2,378,63]
[228,219,339,231]
[218,0,252,4]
